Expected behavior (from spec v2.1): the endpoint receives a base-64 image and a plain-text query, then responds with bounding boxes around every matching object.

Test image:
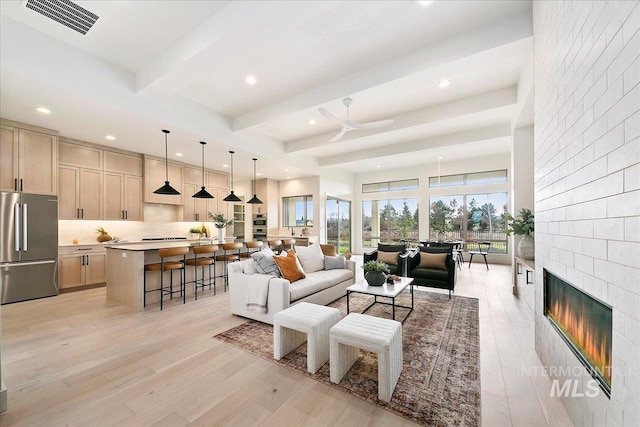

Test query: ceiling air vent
[23,0,99,35]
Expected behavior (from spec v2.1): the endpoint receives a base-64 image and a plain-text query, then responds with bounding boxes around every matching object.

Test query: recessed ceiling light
[284,168,289,171]
[36,107,51,114]
[105,135,116,141]
[438,156,444,160]
[417,1,433,6]
[438,79,451,88]
[256,172,262,176]
[309,119,316,125]
[223,164,229,168]
[376,165,381,168]
[286,176,291,179]
[246,75,257,85]
[175,152,183,157]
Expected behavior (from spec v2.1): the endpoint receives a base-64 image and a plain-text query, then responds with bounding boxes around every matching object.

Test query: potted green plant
[189,227,202,239]
[362,260,390,287]
[504,208,535,260]
[208,211,233,242]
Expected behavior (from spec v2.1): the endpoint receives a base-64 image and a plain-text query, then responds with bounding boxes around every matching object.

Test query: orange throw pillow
[273,251,306,283]
[419,252,448,269]
[377,251,399,265]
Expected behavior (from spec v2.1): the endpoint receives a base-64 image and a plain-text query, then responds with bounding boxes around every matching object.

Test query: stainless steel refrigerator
[1,192,58,304]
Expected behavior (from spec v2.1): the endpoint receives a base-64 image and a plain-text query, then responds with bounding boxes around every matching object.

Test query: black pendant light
[223,150,241,202]
[247,158,263,204]
[192,141,214,199]
[153,129,180,195]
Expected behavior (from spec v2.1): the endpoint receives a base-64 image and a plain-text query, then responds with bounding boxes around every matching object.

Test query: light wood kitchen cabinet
[59,247,106,290]
[183,183,210,222]
[58,166,103,219]
[104,151,142,176]
[0,123,58,195]
[207,171,228,189]
[104,173,143,220]
[143,157,183,205]
[60,142,142,221]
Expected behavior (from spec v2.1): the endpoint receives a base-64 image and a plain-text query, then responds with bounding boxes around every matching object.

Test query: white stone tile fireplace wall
[533,1,639,426]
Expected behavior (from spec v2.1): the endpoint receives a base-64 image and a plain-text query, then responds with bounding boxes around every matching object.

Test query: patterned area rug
[214,290,480,426]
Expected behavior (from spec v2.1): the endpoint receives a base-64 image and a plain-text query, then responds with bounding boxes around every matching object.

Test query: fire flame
[549,299,611,386]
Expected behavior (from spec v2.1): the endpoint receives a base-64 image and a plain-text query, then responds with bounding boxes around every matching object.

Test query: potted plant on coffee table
[505,208,535,260]
[362,260,390,287]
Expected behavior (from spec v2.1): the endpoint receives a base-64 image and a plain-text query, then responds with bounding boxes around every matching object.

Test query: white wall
[353,153,511,255]
[533,1,640,425]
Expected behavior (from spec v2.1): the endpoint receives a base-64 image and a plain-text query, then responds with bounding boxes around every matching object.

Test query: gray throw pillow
[251,247,281,276]
[324,254,346,270]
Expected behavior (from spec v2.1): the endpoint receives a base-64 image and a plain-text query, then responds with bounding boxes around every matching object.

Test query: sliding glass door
[326,197,351,254]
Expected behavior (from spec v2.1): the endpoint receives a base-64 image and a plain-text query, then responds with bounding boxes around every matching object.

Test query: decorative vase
[217,227,225,242]
[344,250,352,260]
[518,234,535,260]
[97,232,112,243]
[365,271,386,287]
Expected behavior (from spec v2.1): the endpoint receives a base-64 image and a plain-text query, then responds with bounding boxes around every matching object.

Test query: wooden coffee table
[346,277,414,323]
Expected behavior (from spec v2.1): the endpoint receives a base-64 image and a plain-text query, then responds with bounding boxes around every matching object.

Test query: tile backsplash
[59,220,212,245]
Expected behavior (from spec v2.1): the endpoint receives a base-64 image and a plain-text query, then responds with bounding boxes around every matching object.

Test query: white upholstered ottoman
[273,302,341,374]
[329,313,403,402]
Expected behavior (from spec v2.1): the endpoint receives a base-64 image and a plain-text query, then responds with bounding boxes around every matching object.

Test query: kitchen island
[106,241,218,311]
[268,235,318,247]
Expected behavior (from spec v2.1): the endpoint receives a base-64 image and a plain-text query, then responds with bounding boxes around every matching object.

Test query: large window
[429,192,507,253]
[362,199,418,247]
[282,195,313,227]
[326,197,351,254]
[429,169,507,188]
[362,179,419,193]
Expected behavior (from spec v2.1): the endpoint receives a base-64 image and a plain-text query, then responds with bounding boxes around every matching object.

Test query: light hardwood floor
[0,258,573,426]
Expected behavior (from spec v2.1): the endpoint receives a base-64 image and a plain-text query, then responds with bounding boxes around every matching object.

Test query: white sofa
[228,259,356,324]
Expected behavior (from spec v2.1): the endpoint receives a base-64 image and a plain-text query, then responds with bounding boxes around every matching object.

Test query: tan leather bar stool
[185,244,218,299]
[215,242,243,291]
[144,246,188,310]
[240,241,263,259]
[268,239,283,253]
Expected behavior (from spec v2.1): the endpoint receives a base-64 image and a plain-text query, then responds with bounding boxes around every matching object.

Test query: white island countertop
[108,240,218,251]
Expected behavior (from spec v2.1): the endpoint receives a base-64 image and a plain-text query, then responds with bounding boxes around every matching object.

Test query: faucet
[288,226,295,236]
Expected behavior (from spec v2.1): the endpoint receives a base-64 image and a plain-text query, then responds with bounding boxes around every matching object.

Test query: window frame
[282,195,314,227]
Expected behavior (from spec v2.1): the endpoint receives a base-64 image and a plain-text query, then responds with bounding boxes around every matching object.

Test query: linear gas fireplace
[544,269,612,396]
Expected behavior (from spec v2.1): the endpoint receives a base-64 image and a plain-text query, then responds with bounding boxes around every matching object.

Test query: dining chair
[468,241,491,269]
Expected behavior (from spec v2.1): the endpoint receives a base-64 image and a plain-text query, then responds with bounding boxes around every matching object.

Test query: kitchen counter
[268,235,318,247]
[59,238,214,248]
[105,240,220,311]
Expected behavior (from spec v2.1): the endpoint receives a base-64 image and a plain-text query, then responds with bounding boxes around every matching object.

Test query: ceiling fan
[319,98,394,142]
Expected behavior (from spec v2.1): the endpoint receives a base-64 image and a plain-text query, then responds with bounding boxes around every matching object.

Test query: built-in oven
[252,214,267,241]
[253,213,267,226]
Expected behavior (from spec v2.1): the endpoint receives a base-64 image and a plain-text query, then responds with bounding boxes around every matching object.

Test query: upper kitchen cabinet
[0,121,58,195]
[58,165,103,220]
[207,171,228,189]
[143,156,183,205]
[58,140,103,220]
[104,151,143,221]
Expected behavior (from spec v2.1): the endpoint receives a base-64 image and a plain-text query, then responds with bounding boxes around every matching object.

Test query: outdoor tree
[430,200,453,233]
[398,201,416,239]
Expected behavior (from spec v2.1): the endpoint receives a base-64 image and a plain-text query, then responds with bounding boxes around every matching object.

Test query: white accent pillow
[295,243,325,273]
